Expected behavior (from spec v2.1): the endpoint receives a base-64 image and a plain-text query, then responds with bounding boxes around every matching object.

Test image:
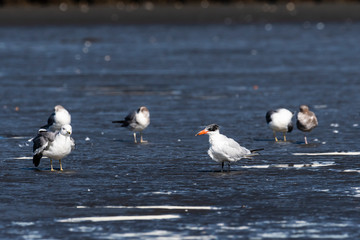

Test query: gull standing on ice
[41,105,71,131]
[296,105,318,144]
[32,124,75,171]
[266,108,294,142]
[195,124,262,172]
[112,106,150,143]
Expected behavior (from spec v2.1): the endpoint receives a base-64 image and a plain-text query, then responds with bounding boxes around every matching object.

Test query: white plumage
[33,124,75,171]
[196,124,259,172]
[112,106,150,143]
[266,108,294,142]
[41,105,71,132]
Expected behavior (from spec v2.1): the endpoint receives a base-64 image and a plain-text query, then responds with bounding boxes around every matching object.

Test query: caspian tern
[296,105,318,144]
[112,106,150,143]
[266,108,293,142]
[32,124,75,171]
[195,124,262,172]
[41,105,71,132]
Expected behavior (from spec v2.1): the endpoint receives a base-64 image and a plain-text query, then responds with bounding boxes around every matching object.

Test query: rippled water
[1,23,360,239]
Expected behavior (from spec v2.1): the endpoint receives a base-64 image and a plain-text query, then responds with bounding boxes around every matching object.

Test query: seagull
[32,124,75,171]
[112,106,150,143]
[296,105,318,144]
[41,105,71,131]
[195,124,263,172]
[266,108,294,142]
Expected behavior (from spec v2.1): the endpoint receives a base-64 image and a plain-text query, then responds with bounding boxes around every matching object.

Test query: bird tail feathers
[250,148,264,153]
[33,153,42,167]
[112,120,125,124]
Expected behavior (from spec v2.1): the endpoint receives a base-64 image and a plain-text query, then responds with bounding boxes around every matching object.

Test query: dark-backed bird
[112,106,150,143]
[41,105,71,131]
[296,105,318,144]
[266,108,293,142]
[32,124,75,171]
[195,124,263,172]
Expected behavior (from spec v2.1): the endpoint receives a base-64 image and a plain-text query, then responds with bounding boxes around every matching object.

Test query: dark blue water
[1,22,360,239]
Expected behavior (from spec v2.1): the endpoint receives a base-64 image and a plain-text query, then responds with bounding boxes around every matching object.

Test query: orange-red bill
[195,129,208,136]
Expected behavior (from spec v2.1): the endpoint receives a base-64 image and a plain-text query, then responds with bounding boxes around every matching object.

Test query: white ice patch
[12,221,35,227]
[14,157,33,160]
[343,169,360,173]
[217,223,250,231]
[149,191,173,195]
[10,136,29,139]
[241,162,334,169]
[57,214,180,223]
[69,226,103,233]
[100,230,183,240]
[77,205,220,210]
[241,165,270,169]
[350,187,360,198]
[293,152,360,156]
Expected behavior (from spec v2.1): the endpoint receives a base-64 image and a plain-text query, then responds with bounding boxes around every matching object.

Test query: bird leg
[133,132,137,143]
[59,159,63,171]
[228,162,230,172]
[273,131,278,142]
[221,162,224,172]
[50,159,54,171]
[140,132,148,143]
[304,135,308,144]
[283,132,287,142]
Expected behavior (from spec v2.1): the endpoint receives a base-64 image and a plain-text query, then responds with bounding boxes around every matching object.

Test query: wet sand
[0,2,360,26]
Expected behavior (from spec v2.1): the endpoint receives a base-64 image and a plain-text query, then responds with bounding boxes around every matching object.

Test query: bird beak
[195,129,208,136]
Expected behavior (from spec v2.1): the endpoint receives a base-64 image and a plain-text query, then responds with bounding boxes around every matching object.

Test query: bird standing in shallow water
[195,124,262,172]
[41,105,71,132]
[266,108,293,142]
[296,105,318,144]
[32,124,75,171]
[112,106,150,143]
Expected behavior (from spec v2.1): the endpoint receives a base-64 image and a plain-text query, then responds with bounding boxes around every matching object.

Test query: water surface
[1,23,360,239]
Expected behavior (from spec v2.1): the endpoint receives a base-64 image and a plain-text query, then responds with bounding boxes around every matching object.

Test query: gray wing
[32,130,56,167]
[222,138,251,159]
[124,111,137,124]
[41,112,55,129]
[112,111,137,127]
[213,135,251,162]
[32,130,56,155]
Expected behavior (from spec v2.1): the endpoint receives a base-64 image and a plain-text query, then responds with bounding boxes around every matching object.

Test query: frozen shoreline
[0,2,360,26]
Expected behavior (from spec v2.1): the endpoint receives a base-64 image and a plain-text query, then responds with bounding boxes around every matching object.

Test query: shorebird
[41,105,71,132]
[195,124,263,172]
[296,105,318,144]
[266,108,293,142]
[32,124,75,171]
[112,106,150,143]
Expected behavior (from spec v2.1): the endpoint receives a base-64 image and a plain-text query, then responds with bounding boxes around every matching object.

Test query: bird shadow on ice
[21,167,77,174]
[113,139,151,145]
[197,169,246,175]
[296,142,321,148]
[253,138,297,144]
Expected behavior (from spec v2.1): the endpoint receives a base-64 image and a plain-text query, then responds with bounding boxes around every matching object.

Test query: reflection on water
[1,23,360,239]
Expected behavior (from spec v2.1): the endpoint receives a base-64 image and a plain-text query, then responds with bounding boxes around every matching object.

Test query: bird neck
[208,131,221,143]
